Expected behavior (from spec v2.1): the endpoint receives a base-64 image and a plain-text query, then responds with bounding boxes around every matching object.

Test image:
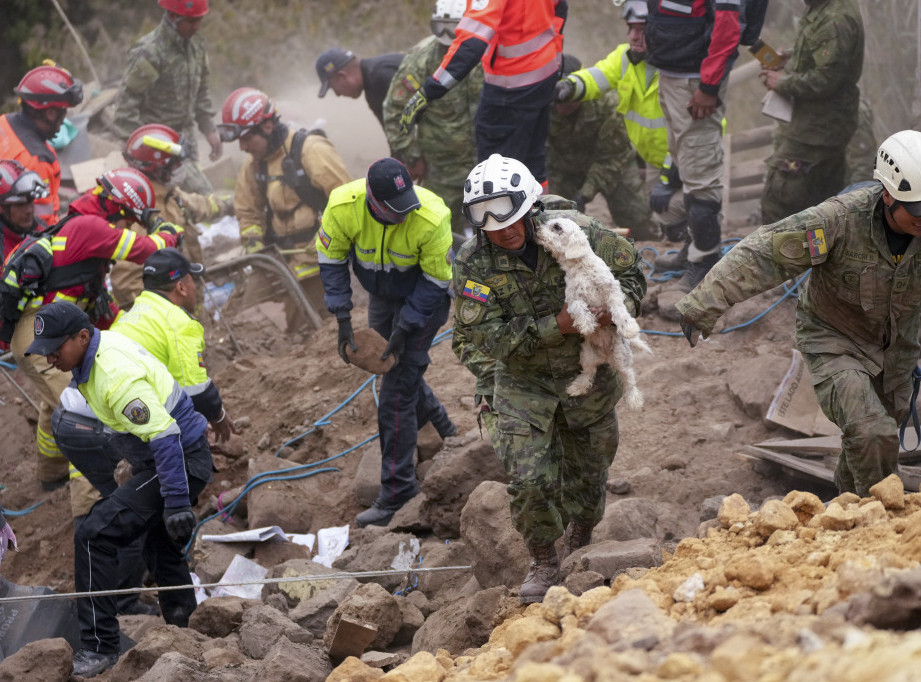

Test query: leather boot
[675,252,720,293]
[562,520,594,559]
[519,543,561,604]
[355,500,402,528]
[653,240,689,273]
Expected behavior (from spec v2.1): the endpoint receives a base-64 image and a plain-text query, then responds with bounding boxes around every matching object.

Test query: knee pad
[685,196,721,253]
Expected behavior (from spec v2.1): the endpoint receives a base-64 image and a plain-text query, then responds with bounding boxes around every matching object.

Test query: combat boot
[653,240,689,273]
[675,252,720,293]
[72,649,119,678]
[519,543,561,604]
[562,520,594,559]
[355,500,401,528]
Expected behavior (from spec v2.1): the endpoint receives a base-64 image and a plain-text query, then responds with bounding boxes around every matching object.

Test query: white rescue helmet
[463,154,543,232]
[874,130,921,216]
[621,0,648,23]
[431,0,465,46]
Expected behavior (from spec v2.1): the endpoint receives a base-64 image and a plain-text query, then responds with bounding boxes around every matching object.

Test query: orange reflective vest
[0,114,61,227]
[434,0,565,91]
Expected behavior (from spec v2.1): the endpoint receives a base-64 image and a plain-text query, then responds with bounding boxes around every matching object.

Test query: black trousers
[73,437,210,654]
[368,294,450,507]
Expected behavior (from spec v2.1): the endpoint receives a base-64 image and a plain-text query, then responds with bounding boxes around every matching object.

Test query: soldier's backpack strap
[281,128,330,219]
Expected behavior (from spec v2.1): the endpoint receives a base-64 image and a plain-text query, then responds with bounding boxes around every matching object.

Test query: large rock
[726,354,788,421]
[247,455,315,531]
[189,596,261,638]
[135,652,213,681]
[411,585,510,655]
[847,567,921,629]
[593,498,660,541]
[586,588,675,648]
[324,582,403,650]
[0,637,71,682]
[239,605,313,659]
[108,625,210,681]
[354,448,383,508]
[420,438,507,538]
[393,596,426,646]
[413,539,471,600]
[279,561,361,638]
[563,538,661,580]
[333,531,421,592]
[459,481,529,589]
[251,637,332,682]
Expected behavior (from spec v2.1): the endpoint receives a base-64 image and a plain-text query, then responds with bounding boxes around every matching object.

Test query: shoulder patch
[318,226,331,250]
[462,279,490,303]
[122,398,150,425]
[806,228,827,257]
[458,298,486,325]
[401,73,421,94]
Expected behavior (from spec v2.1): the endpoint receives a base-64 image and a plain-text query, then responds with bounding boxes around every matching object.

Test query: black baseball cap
[316,48,356,97]
[24,302,91,356]
[142,248,205,289]
[366,158,420,215]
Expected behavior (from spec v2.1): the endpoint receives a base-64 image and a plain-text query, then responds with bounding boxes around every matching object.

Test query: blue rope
[1,500,45,517]
[0,361,16,370]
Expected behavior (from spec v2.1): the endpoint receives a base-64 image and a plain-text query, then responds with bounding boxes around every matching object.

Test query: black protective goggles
[463,191,527,228]
[216,122,257,143]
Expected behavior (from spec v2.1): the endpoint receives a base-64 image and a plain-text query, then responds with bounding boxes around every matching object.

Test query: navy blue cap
[24,302,91,356]
[143,248,204,289]
[366,158,420,215]
[316,48,356,97]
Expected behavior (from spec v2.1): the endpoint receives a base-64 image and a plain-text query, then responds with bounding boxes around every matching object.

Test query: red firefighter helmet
[96,168,156,221]
[158,0,209,18]
[217,87,277,142]
[123,124,188,183]
[15,65,83,110]
[0,160,49,205]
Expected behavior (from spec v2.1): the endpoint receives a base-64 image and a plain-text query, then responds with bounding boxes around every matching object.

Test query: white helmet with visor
[463,154,543,232]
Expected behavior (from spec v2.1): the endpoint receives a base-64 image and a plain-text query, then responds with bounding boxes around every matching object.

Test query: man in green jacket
[678,131,921,498]
[113,0,221,195]
[452,154,646,603]
[759,0,864,223]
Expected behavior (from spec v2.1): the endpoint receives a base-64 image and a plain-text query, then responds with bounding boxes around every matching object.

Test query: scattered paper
[190,572,208,604]
[212,554,267,600]
[202,526,288,544]
[313,525,350,568]
[390,537,421,571]
[288,533,316,551]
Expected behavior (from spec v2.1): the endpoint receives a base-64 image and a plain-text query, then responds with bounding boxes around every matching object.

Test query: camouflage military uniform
[761,0,864,223]
[110,180,228,308]
[677,185,921,496]
[452,201,647,545]
[113,16,218,195]
[844,98,876,187]
[548,92,655,239]
[382,36,481,242]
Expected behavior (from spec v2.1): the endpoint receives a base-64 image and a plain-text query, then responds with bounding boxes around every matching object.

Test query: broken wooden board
[326,615,378,660]
[754,435,921,464]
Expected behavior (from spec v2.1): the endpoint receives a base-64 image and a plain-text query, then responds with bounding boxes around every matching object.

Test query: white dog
[534,217,650,407]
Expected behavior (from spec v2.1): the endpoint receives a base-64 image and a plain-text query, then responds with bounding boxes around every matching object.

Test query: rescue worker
[315,48,405,127]
[548,54,655,238]
[112,123,232,308]
[317,158,457,527]
[219,87,352,329]
[759,0,864,223]
[452,154,645,603]
[114,248,234,442]
[400,0,568,187]
[26,301,211,678]
[0,63,83,226]
[382,0,481,246]
[113,0,221,195]
[0,160,48,269]
[677,131,921,498]
[554,0,685,244]
[1,168,180,497]
[644,0,744,290]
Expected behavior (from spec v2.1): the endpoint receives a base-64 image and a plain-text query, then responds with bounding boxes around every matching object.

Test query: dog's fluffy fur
[534,217,650,407]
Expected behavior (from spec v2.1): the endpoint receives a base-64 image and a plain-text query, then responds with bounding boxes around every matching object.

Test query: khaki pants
[12,306,101,516]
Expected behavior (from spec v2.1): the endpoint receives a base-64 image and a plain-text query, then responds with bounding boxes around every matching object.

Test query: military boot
[562,520,594,559]
[653,240,689,273]
[675,252,720,294]
[519,543,561,604]
[355,500,401,528]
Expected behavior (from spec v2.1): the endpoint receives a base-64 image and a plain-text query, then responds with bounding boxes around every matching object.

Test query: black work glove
[163,505,196,545]
[381,325,408,364]
[400,90,429,134]
[554,77,575,103]
[649,162,682,214]
[680,316,705,348]
[337,317,356,364]
[572,192,588,213]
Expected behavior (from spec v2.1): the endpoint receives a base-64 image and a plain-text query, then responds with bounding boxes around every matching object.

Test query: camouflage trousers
[761,136,846,224]
[811,363,909,497]
[493,404,619,546]
[554,176,656,240]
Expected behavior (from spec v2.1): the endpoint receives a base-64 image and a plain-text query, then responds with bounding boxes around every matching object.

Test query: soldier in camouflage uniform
[383,1,481,247]
[453,155,646,603]
[677,131,921,498]
[759,0,864,224]
[548,55,655,239]
[113,0,222,196]
[844,98,877,187]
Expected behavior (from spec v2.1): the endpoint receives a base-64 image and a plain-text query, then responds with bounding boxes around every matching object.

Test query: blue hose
[1,500,46,517]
